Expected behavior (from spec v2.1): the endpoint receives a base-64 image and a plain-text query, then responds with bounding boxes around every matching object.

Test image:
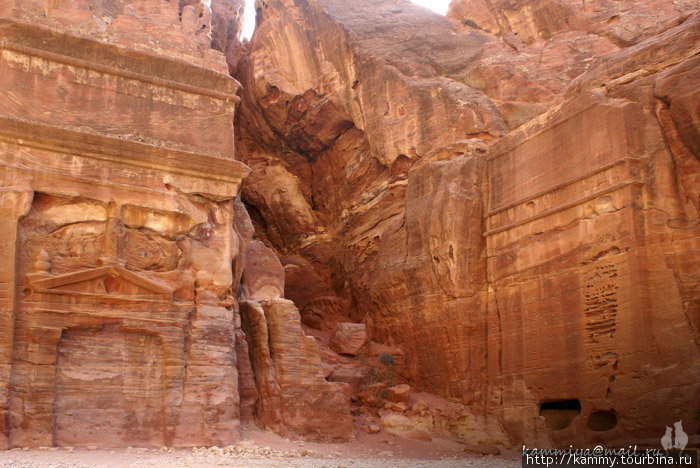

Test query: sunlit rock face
[0,0,354,448]
[477,5,700,446]
[1,0,698,450]
[234,0,700,447]
[0,0,250,448]
[447,0,698,46]
[240,299,355,442]
[208,0,247,73]
[235,0,504,416]
[237,241,355,441]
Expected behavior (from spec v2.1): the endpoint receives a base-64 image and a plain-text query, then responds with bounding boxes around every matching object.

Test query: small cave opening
[588,410,618,432]
[539,399,581,431]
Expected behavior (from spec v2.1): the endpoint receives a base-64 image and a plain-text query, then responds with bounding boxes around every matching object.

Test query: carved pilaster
[0,190,32,449]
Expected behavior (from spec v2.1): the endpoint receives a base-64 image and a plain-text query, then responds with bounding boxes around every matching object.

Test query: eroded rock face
[240,240,286,301]
[235,238,357,441]
[0,0,249,449]
[234,0,700,447]
[2,0,229,72]
[4,0,698,450]
[239,299,355,441]
[447,0,698,46]
[239,0,506,166]
[482,14,700,446]
[235,0,498,410]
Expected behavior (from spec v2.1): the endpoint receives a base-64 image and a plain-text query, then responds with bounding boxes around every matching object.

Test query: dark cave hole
[539,399,581,431]
[588,410,618,432]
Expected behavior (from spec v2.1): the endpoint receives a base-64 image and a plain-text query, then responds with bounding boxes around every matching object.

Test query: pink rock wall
[0,0,250,448]
[233,0,700,446]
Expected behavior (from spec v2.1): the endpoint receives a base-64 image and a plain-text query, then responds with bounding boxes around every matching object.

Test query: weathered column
[0,190,32,449]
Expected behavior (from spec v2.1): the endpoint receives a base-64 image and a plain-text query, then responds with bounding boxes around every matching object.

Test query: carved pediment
[28,266,173,298]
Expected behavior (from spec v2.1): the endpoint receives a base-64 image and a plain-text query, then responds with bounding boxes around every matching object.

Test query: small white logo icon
[661,426,673,450]
[673,420,688,451]
[661,420,688,451]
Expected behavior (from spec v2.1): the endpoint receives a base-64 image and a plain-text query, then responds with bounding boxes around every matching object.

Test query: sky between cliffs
[241,0,451,39]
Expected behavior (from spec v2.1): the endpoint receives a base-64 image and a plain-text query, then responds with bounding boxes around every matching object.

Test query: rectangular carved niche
[54,325,165,447]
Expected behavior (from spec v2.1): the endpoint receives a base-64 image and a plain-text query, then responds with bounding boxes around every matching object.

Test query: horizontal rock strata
[0,0,250,449]
[234,0,700,446]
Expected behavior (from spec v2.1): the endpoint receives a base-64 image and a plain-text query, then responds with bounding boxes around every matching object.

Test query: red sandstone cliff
[0,0,698,451]
[233,0,700,447]
[0,0,352,449]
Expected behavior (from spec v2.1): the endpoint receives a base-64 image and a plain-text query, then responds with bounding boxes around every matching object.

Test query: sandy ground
[0,428,521,468]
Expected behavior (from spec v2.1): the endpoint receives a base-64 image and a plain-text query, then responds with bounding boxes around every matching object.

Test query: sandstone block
[384,402,408,413]
[329,323,369,356]
[358,382,388,407]
[241,241,285,301]
[240,299,354,441]
[386,384,411,404]
[327,366,367,395]
[380,413,414,432]
[379,413,431,441]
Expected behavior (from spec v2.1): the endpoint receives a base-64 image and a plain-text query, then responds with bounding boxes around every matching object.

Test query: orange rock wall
[1,0,697,449]
[235,0,504,407]
[485,93,700,444]
[0,0,250,448]
[240,299,354,441]
[447,0,698,46]
[234,0,700,446]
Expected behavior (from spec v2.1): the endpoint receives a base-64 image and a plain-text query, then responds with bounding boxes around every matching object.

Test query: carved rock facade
[0,0,248,447]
